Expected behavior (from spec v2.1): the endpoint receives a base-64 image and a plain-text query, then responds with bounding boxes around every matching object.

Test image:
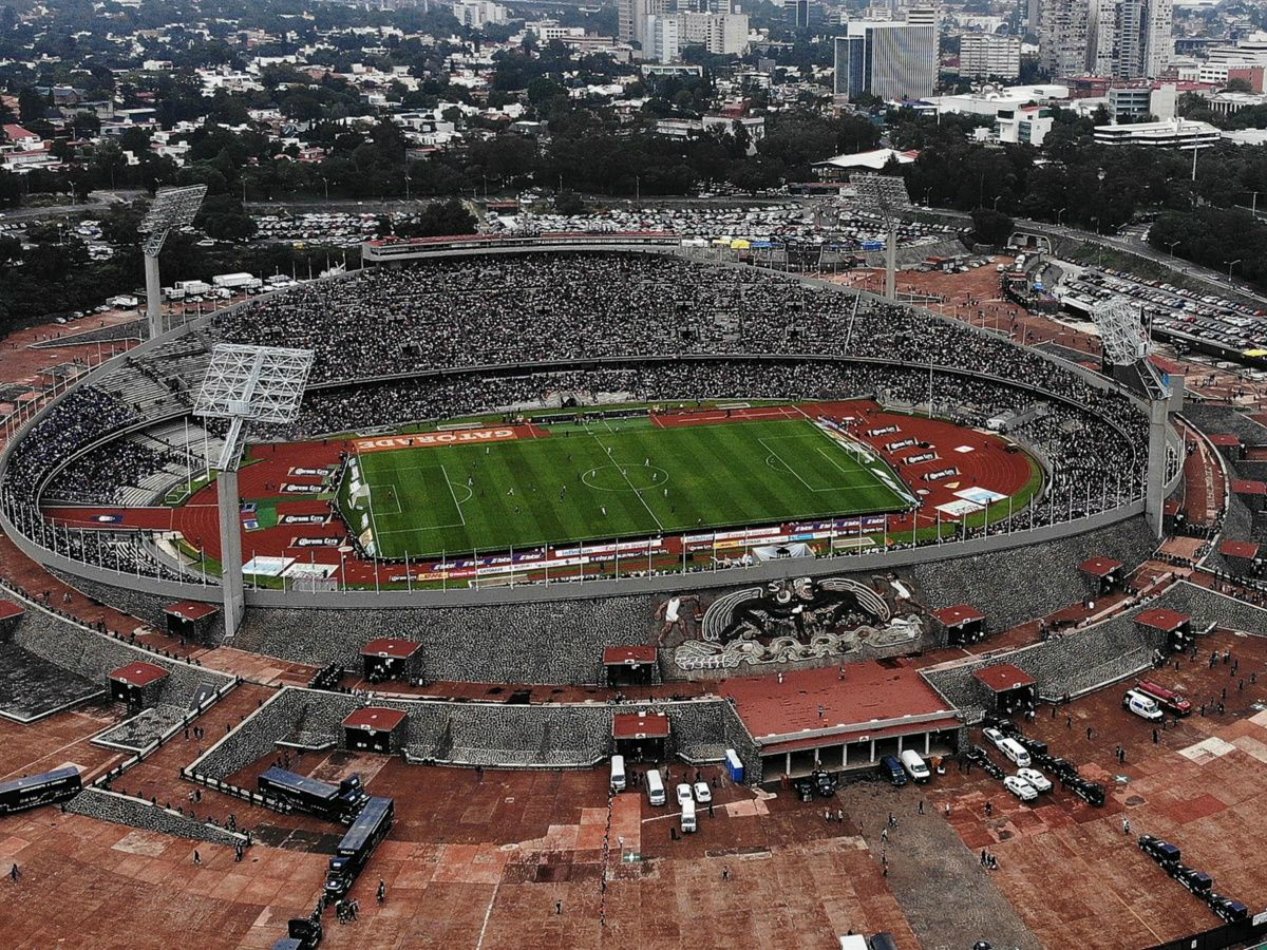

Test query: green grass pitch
[343,417,911,559]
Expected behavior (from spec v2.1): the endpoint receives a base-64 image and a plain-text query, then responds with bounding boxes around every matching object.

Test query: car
[793,778,814,802]
[676,783,693,807]
[1003,776,1038,802]
[1169,864,1212,896]
[1207,894,1249,922]
[1123,689,1165,721]
[981,716,1021,736]
[982,727,1007,750]
[1015,768,1052,793]
[814,772,838,797]
[965,745,990,766]
[878,755,907,787]
[980,759,1005,780]
[1139,835,1182,866]
[693,781,711,804]
[1034,754,1078,780]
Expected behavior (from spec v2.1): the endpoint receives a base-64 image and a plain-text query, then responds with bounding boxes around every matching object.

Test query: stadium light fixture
[852,174,911,301]
[1091,296,1148,367]
[138,185,207,339]
[195,343,315,639]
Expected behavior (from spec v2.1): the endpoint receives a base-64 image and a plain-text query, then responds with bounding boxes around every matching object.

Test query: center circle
[581,464,669,493]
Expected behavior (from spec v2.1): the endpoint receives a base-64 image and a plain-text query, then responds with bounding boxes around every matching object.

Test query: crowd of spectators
[2,249,1154,582]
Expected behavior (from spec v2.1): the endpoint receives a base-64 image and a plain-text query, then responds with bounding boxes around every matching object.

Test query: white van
[899,749,931,783]
[610,755,626,792]
[1123,689,1164,721]
[646,769,666,806]
[997,737,1032,768]
[681,798,697,833]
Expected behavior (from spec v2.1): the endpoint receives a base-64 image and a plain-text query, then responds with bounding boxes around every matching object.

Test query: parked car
[982,727,1008,750]
[693,782,712,804]
[676,783,694,807]
[1003,776,1038,802]
[1123,689,1165,721]
[1015,768,1052,793]
[793,778,815,802]
[814,771,838,797]
[878,755,907,787]
[981,716,1022,737]
[1139,835,1182,866]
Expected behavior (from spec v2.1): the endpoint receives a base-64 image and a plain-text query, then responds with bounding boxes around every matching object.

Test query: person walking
[193,850,201,866]
[377,879,386,904]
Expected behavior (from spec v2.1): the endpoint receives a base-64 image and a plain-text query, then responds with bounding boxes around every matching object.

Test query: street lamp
[320,175,329,200]
[1167,240,1180,259]
[1056,207,1066,226]
[1229,258,1242,283]
[993,195,1003,211]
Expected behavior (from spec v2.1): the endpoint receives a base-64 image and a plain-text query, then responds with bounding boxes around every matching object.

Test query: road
[0,189,140,223]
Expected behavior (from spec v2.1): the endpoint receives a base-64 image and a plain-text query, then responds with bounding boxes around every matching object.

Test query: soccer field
[343,416,912,559]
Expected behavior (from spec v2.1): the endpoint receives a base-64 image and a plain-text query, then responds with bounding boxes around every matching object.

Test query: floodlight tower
[852,173,912,302]
[1091,296,1169,537]
[194,344,315,639]
[138,185,207,339]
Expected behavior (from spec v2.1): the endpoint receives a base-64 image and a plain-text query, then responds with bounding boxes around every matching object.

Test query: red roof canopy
[0,600,24,621]
[973,663,1036,693]
[1231,479,1267,497]
[932,604,984,627]
[343,707,407,732]
[109,662,168,688]
[760,716,962,756]
[1220,540,1260,560]
[1079,556,1123,578]
[164,601,218,621]
[602,645,658,666]
[1134,608,1191,632]
[612,712,670,740]
[361,637,421,658]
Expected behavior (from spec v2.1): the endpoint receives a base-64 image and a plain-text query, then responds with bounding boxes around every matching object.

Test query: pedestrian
[984,801,993,817]
[193,850,201,865]
[1086,726,1093,740]
[555,901,563,915]
[881,827,888,843]
[1123,818,1131,835]
[1152,728,1159,744]
[722,867,729,881]
[980,849,987,867]
[917,800,924,815]
[1067,715,1072,729]
[8,863,17,881]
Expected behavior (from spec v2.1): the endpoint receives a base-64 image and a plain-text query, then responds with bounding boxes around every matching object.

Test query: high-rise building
[960,34,1022,80]
[835,18,937,101]
[646,14,680,63]
[679,12,750,56]
[1045,0,1172,79]
[784,0,817,28]
[1039,0,1088,78]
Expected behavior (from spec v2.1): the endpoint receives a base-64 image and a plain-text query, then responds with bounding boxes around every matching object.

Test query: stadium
[3,230,1267,949]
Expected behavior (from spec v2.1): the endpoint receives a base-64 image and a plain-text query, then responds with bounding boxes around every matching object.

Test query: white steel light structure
[195,344,314,638]
[853,173,912,301]
[1090,296,1169,537]
[1091,296,1148,366]
[138,185,207,339]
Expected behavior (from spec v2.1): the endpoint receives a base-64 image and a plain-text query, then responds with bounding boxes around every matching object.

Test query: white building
[452,1,508,28]
[996,106,1054,146]
[645,14,680,64]
[1093,117,1221,148]
[679,12,749,56]
[959,34,1021,80]
[836,18,937,101]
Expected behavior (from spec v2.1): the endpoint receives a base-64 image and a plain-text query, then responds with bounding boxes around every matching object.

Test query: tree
[395,199,476,237]
[971,208,1014,246]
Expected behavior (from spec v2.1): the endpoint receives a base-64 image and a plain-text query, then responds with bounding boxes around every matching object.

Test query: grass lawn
[342,416,911,559]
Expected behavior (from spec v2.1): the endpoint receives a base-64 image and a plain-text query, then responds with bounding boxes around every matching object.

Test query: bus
[0,766,82,815]
[257,767,367,823]
[324,796,394,899]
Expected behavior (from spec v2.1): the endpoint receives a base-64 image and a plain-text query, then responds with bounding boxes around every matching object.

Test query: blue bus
[257,767,367,823]
[324,796,394,899]
[0,766,81,815]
